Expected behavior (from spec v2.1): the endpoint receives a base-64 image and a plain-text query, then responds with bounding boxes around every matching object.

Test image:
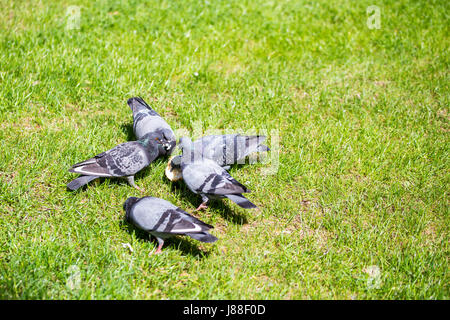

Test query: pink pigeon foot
[149,241,164,256]
[195,202,208,211]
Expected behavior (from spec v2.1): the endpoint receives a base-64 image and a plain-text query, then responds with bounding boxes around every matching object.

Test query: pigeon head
[159,128,177,155]
[178,136,205,165]
[178,136,193,151]
[123,197,140,221]
[140,132,170,154]
[165,155,183,182]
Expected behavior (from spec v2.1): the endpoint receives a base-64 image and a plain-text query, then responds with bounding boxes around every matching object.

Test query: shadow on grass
[119,122,135,141]
[160,175,249,225]
[119,220,211,258]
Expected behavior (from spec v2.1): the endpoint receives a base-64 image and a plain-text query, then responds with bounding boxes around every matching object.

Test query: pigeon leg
[149,237,164,256]
[195,194,209,211]
[195,202,209,211]
[155,243,163,254]
[126,176,144,192]
[195,195,209,211]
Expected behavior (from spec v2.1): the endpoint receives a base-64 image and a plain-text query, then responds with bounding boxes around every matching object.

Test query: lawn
[0,0,448,299]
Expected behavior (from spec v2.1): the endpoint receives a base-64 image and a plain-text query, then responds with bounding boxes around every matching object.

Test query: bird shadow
[120,122,135,141]
[160,176,248,225]
[133,156,167,179]
[119,220,211,258]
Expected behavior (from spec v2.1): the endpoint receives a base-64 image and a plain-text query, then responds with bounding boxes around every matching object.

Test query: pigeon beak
[163,142,174,153]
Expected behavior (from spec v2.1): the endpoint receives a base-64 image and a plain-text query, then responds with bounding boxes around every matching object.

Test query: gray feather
[225,194,257,209]
[192,134,269,166]
[124,196,217,246]
[69,140,156,177]
[68,133,165,189]
[178,137,256,208]
[127,97,177,154]
[67,175,99,191]
[185,232,218,243]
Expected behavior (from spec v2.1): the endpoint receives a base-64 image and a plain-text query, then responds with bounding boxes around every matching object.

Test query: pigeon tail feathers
[127,96,157,113]
[186,232,218,243]
[67,175,99,191]
[225,194,257,209]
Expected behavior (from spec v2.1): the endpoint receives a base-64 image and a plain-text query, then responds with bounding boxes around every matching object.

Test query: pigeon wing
[69,142,150,177]
[133,208,207,235]
[194,134,268,166]
[183,162,250,195]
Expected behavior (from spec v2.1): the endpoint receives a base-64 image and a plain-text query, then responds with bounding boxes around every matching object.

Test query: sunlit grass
[0,0,448,299]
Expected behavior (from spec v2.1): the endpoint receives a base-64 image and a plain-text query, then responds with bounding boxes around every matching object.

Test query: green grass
[0,0,448,299]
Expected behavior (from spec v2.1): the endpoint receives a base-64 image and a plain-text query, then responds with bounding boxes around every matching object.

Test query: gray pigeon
[165,134,269,180]
[127,97,176,155]
[67,132,171,191]
[175,137,257,210]
[192,134,269,167]
[123,196,218,254]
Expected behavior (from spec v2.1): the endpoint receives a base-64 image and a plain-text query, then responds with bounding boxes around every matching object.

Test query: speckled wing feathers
[69,141,153,177]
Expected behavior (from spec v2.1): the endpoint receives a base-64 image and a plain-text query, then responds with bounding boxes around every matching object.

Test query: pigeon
[127,97,177,155]
[123,196,218,254]
[175,137,257,210]
[165,134,269,180]
[192,134,270,167]
[67,132,171,191]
